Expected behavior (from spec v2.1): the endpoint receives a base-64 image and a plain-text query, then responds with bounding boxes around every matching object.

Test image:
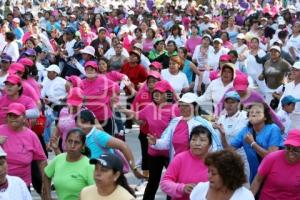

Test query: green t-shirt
[44,153,95,200]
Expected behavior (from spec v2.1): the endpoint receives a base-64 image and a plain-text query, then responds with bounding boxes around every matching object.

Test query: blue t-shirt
[182,60,193,84]
[230,124,283,183]
[85,127,114,159]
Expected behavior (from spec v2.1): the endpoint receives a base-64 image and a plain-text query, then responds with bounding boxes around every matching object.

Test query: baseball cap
[147,70,161,79]
[0,146,6,157]
[66,75,82,87]
[272,40,283,46]
[233,73,249,91]
[5,74,22,85]
[202,34,212,41]
[80,46,95,57]
[236,33,245,40]
[67,87,83,106]
[84,61,98,70]
[269,45,281,53]
[18,58,34,67]
[292,62,300,70]
[154,37,164,45]
[1,54,12,62]
[224,91,240,102]
[129,50,141,58]
[153,80,174,93]
[7,102,26,116]
[179,92,198,104]
[24,48,37,57]
[281,95,300,106]
[284,129,300,147]
[90,153,123,173]
[8,63,25,74]
[133,43,142,50]
[150,61,162,70]
[220,55,232,62]
[12,18,20,24]
[46,64,61,74]
[64,26,76,35]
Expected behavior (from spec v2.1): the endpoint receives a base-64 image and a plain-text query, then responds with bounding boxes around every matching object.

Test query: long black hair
[115,172,136,197]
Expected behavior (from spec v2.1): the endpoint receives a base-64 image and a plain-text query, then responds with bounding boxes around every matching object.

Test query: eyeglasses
[286,146,300,153]
[291,68,300,72]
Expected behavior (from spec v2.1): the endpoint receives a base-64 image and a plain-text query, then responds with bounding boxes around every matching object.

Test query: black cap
[90,153,123,173]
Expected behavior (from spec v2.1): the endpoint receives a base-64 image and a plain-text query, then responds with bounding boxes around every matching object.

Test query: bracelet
[250,141,256,148]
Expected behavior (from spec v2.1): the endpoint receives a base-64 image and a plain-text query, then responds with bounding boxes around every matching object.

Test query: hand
[133,168,147,179]
[244,133,255,144]
[213,123,225,136]
[183,183,196,194]
[0,136,7,145]
[50,136,59,150]
[71,57,78,65]
[147,134,157,145]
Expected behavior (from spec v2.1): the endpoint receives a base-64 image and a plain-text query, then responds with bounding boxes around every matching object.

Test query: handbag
[93,132,130,173]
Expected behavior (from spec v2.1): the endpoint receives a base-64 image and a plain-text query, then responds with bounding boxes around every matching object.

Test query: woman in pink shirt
[185,25,202,56]
[160,125,212,200]
[0,103,47,195]
[0,74,38,125]
[118,80,180,200]
[250,129,300,200]
[142,28,155,53]
[79,22,97,46]
[81,61,119,135]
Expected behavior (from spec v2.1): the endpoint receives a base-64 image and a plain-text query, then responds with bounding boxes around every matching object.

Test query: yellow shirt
[80,185,135,200]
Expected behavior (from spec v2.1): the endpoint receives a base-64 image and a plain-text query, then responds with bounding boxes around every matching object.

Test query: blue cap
[1,54,12,62]
[281,95,300,106]
[224,91,240,102]
[64,26,76,35]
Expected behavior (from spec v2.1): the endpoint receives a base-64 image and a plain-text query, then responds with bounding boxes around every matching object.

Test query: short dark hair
[189,125,212,145]
[5,32,15,42]
[246,102,273,125]
[77,110,96,125]
[205,149,246,191]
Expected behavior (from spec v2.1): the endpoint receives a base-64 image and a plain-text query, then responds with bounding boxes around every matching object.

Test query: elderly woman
[197,63,235,109]
[44,129,95,200]
[148,38,167,62]
[0,147,31,199]
[159,125,212,200]
[0,74,39,125]
[80,153,135,200]
[148,92,222,160]
[220,102,283,183]
[0,103,47,196]
[190,150,255,200]
[161,55,190,95]
[250,129,300,199]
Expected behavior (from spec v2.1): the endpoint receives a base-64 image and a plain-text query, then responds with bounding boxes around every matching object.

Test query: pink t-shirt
[104,71,125,83]
[185,36,202,55]
[142,39,154,53]
[160,150,208,200]
[0,94,36,124]
[137,102,180,156]
[57,107,77,151]
[0,125,47,185]
[258,150,300,200]
[22,81,40,103]
[81,76,118,121]
[24,78,41,98]
[172,120,189,156]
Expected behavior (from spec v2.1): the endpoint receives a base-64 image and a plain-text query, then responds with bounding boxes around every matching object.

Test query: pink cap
[18,58,34,67]
[7,103,25,116]
[150,61,162,70]
[8,63,25,74]
[84,61,98,71]
[153,80,174,93]
[66,75,82,87]
[285,129,300,147]
[233,74,249,91]
[5,74,22,85]
[147,70,161,80]
[220,54,232,62]
[209,70,219,81]
[67,87,83,106]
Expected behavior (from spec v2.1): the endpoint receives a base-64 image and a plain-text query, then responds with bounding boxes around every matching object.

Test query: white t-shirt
[207,47,230,70]
[0,175,32,200]
[277,109,291,138]
[0,73,8,91]
[104,48,129,60]
[1,41,19,62]
[65,39,76,57]
[190,182,255,200]
[287,34,300,59]
[161,69,189,94]
[245,49,266,80]
[41,77,67,105]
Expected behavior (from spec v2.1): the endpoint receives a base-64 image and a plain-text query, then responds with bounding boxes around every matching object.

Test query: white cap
[208,23,216,29]
[133,43,142,50]
[292,62,300,69]
[179,93,198,104]
[272,39,283,45]
[237,33,245,40]
[13,18,20,23]
[269,46,281,53]
[277,16,286,25]
[46,64,61,74]
[213,38,223,44]
[79,46,95,57]
[202,34,212,41]
[204,14,212,19]
[0,146,6,157]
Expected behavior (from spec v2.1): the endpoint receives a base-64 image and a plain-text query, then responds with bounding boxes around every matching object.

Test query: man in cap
[90,27,110,58]
[132,43,151,69]
[62,27,77,57]
[258,45,291,104]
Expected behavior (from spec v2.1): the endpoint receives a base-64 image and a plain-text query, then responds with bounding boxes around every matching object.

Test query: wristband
[250,141,256,148]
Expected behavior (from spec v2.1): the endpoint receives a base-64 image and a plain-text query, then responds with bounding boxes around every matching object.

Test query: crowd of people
[0,0,299,199]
